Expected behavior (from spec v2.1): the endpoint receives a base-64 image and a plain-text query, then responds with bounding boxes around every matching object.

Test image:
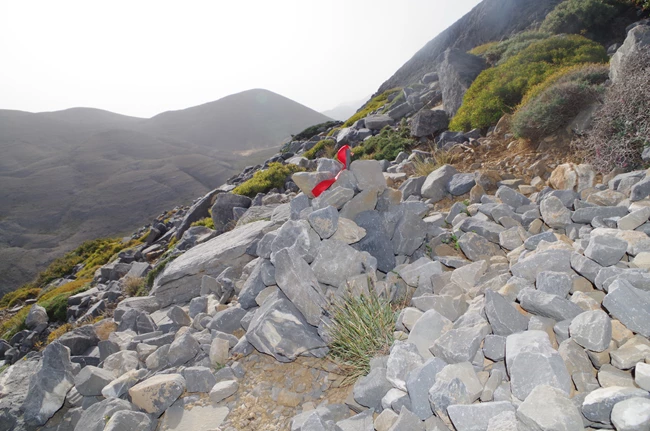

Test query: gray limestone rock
[353,367,393,412]
[516,385,584,431]
[25,304,48,330]
[350,160,387,192]
[270,219,321,264]
[340,189,379,221]
[182,366,217,393]
[311,239,377,289]
[129,374,186,416]
[603,279,650,338]
[611,396,650,431]
[430,315,490,364]
[410,109,449,138]
[210,193,252,234]
[386,342,424,391]
[438,48,487,117]
[207,307,247,334]
[584,234,628,267]
[458,232,504,262]
[448,173,476,196]
[569,310,612,352]
[336,408,374,431]
[308,206,339,239]
[496,186,530,209]
[167,306,191,327]
[406,358,447,420]
[485,290,529,336]
[407,309,453,359]
[313,188,355,211]
[448,401,515,431]
[104,410,155,431]
[572,205,628,223]
[518,289,582,321]
[570,252,602,284]
[483,335,506,362]
[511,249,574,282]
[73,398,136,431]
[353,210,396,272]
[421,165,458,203]
[582,386,650,426]
[209,380,239,403]
[364,114,394,130]
[167,330,200,367]
[20,342,76,426]
[275,247,329,326]
[239,258,274,310]
[74,365,115,396]
[540,196,573,228]
[246,291,328,362]
[536,271,572,298]
[388,406,424,431]
[458,218,505,244]
[506,331,572,400]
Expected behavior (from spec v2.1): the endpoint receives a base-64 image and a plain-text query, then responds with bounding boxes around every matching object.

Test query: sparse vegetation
[573,48,650,172]
[352,126,414,161]
[450,35,608,131]
[145,255,176,287]
[292,121,341,141]
[512,64,609,140]
[123,276,147,297]
[232,163,305,198]
[47,323,73,344]
[302,139,336,160]
[412,149,458,176]
[327,292,395,381]
[39,278,91,322]
[343,88,402,128]
[191,217,215,230]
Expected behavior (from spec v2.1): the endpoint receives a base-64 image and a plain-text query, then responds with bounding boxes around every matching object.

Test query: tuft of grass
[145,255,175,287]
[450,34,608,131]
[232,163,305,198]
[353,126,414,161]
[38,278,91,322]
[343,88,402,128]
[0,308,29,340]
[302,139,336,160]
[47,323,73,344]
[327,292,395,382]
[123,276,147,297]
[0,364,8,375]
[412,149,458,176]
[191,217,215,230]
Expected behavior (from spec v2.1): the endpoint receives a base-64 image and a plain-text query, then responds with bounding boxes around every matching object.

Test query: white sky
[0,0,482,118]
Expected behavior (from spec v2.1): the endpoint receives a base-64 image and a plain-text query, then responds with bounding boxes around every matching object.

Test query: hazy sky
[1,0,482,118]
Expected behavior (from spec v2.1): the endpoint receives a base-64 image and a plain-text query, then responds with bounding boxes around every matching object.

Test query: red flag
[311,145,351,198]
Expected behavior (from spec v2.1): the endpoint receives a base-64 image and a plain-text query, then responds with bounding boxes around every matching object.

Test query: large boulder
[74,398,137,431]
[175,189,221,240]
[421,164,458,202]
[610,24,650,83]
[20,342,76,426]
[410,110,449,138]
[246,291,328,362]
[311,239,377,288]
[438,49,486,117]
[129,374,186,416]
[24,304,48,330]
[210,193,252,234]
[152,220,272,307]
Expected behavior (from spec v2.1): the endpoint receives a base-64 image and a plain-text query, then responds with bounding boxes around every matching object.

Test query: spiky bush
[353,126,414,161]
[541,0,621,35]
[450,35,608,131]
[232,163,304,197]
[573,48,650,172]
[512,64,609,140]
[327,292,395,381]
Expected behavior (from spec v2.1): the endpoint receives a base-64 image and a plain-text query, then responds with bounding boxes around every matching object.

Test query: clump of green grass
[343,88,402,128]
[327,292,395,381]
[191,217,215,229]
[302,139,336,160]
[145,255,176,288]
[353,126,414,161]
[232,163,304,198]
[511,63,609,140]
[450,34,608,131]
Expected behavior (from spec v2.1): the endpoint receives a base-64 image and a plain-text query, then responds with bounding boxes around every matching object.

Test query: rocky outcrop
[376,0,561,93]
[438,49,487,117]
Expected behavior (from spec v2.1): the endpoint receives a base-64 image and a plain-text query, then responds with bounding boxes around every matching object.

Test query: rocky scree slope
[2,19,650,431]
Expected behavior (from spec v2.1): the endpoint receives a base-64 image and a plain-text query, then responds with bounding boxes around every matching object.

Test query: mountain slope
[377,0,561,94]
[141,89,331,150]
[0,89,327,294]
[321,96,371,121]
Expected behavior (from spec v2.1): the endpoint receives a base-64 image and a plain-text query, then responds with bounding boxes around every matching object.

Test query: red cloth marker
[311,145,351,197]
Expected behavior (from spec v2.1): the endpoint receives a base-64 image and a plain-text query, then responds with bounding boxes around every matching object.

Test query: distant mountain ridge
[321,96,371,121]
[0,89,331,294]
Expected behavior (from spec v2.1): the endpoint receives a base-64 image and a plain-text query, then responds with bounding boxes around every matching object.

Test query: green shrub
[327,292,395,380]
[353,126,414,161]
[292,121,341,141]
[191,217,215,229]
[343,88,402,127]
[574,47,650,172]
[0,287,42,309]
[512,64,609,140]
[0,308,28,340]
[450,35,608,131]
[39,278,90,322]
[541,0,620,35]
[381,91,406,114]
[146,255,176,287]
[302,139,336,160]
[232,163,304,197]
[473,31,551,65]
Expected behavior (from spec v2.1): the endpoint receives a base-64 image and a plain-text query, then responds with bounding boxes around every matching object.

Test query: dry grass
[95,320,117,341]
[123,276,146,297]
[47,323,73,344]
[412,148,458,176]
